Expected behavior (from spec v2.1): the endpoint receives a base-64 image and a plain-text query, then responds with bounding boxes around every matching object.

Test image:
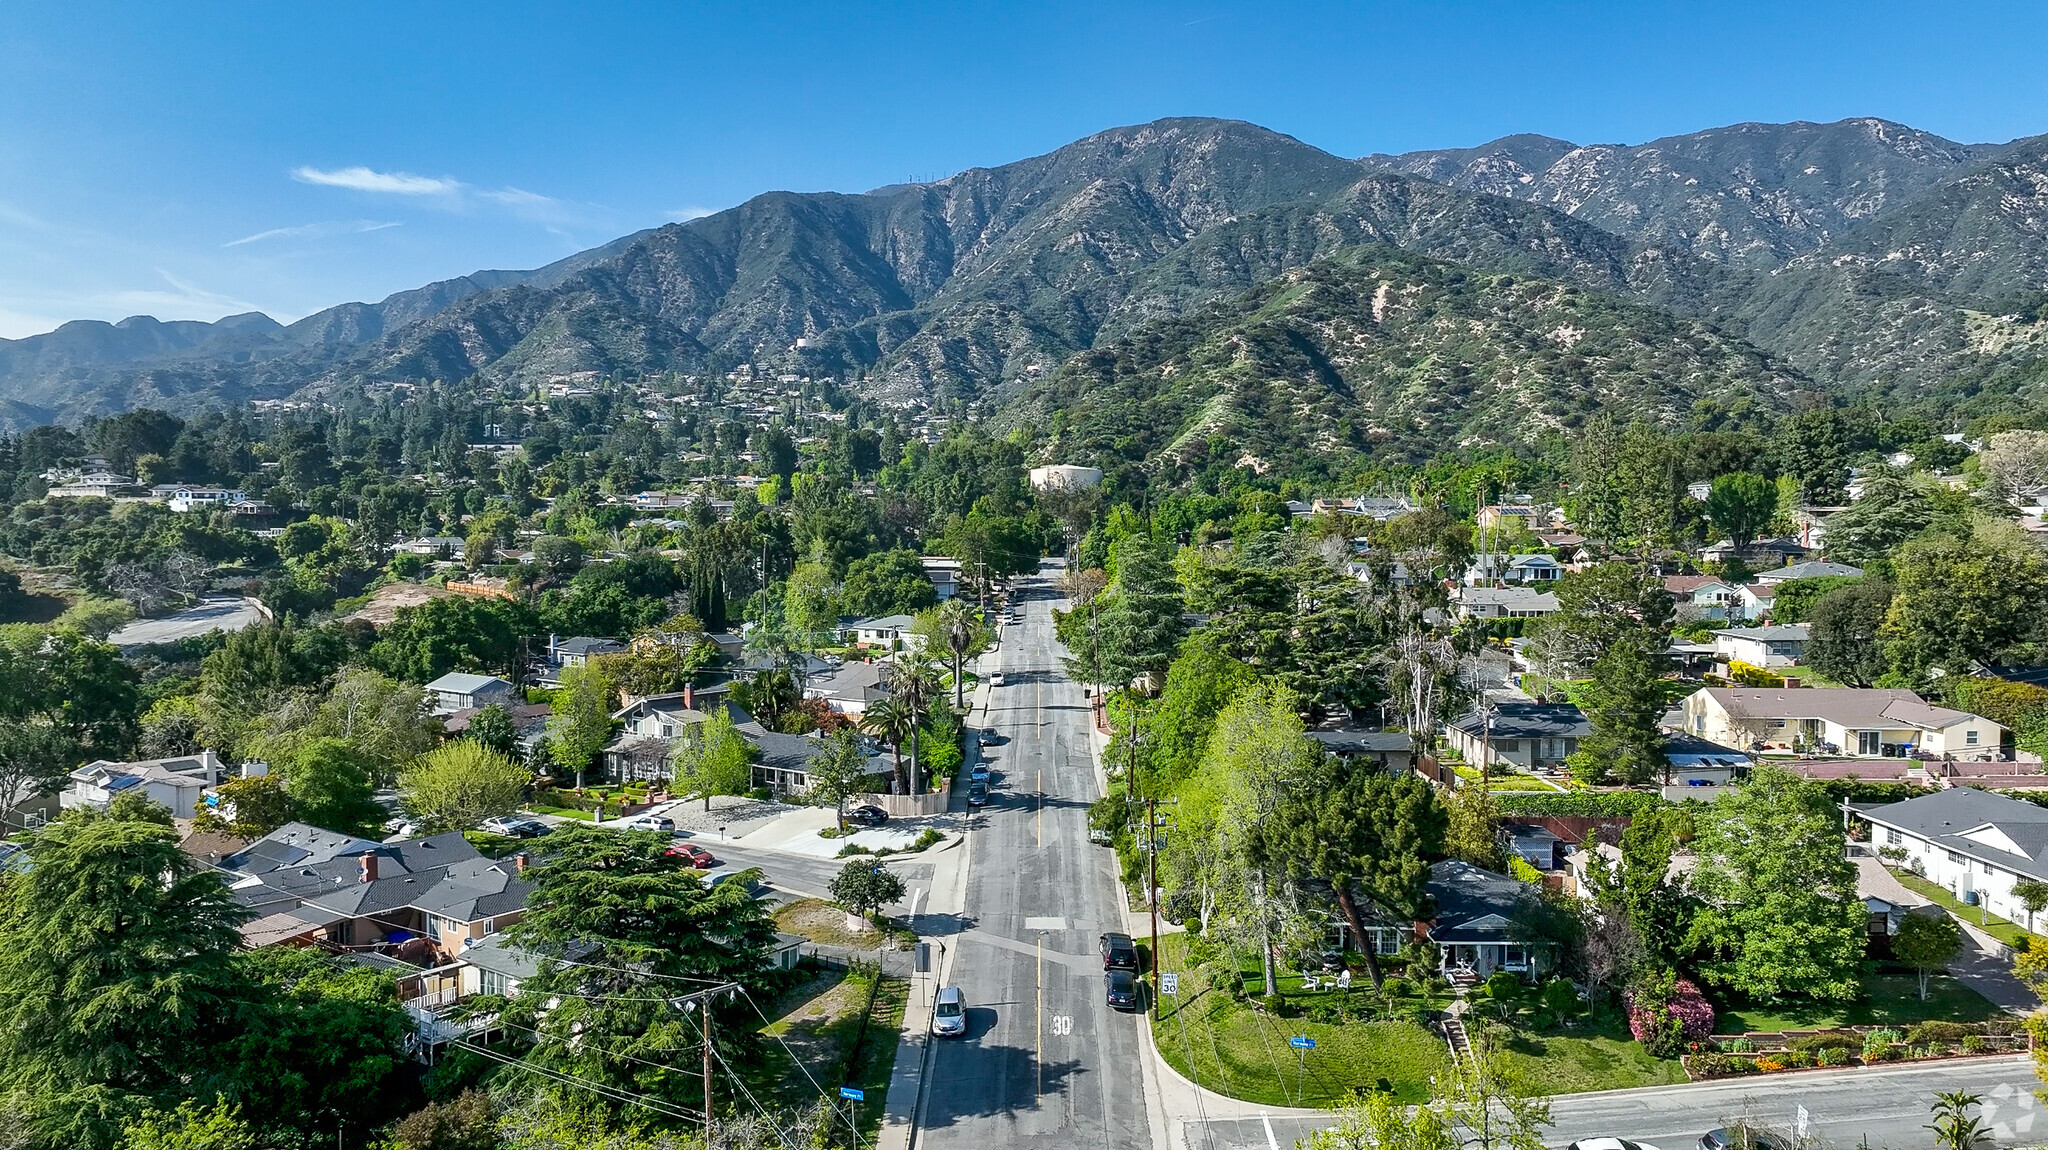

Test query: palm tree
[893,655,942,793]
[940,599,981,711]
[861,696,916,795]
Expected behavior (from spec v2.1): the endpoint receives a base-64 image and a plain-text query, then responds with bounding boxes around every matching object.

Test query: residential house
[1307,730,1414,775]
[160,486,248,512]
[606,689,717,780]
[1332,861,1553,978]
[1506,825,1566,872]
[1664,575,1743,623]
[844,614,920,651]
[1755,561,1863,586]
[1861,788,2048,932]
[219,822,532,961]
[920,557,963,601]
[1700,537,1811,566]
[1713,624,1811,669]
[442,702,551,754]
[805,661,890,717]
[62,751,226,819]
[537,635,626,686]
[45,471,137,498]
[1679,687,2007,758]
[1737,581,1779,622]
[424,672,519,716]
[1444,703,1589,773]
[398,537,467,560]
[1457,587,1561,621]
[1476,504,1539,534]
[1466,553,1565,585]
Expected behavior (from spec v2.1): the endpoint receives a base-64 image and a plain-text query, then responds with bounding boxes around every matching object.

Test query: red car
[665,843,716,868]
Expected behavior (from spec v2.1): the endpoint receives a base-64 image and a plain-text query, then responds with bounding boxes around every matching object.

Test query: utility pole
[1126,719,1139,803]
[670,982,740,1146]
[1148,796,1161,1020]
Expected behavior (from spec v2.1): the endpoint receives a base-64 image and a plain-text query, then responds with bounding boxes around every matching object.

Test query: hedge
[1949,677,2048,755]
[1492,791,1667,817]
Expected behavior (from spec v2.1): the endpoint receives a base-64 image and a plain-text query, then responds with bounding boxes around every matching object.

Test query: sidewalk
[1853,848,2040,1013]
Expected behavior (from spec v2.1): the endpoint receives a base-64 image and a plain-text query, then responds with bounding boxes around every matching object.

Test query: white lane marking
[1261,1113,1278,1150]
[1023,916,1067,931]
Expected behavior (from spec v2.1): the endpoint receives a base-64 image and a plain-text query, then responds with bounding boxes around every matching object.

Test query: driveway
[1853,845,2040,1012]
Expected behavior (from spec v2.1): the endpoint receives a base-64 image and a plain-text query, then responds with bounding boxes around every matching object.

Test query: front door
[1858,730,1881,756]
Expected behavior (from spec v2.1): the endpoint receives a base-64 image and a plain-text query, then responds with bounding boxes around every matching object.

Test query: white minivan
[932,986,967,1038]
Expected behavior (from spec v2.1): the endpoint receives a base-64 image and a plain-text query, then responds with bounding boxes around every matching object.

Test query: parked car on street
[847,805,888,825]
[966,781,989,806]
[625,814,675,832]
[932,986,967,1037]
[988,672,1004,687]
[1569,1140,1663,1150]
[1105,968,1140,1011]
[970,763,990,782]
[666,842,716,868]
[1100,932,1139,971]
[1699,1130,1788,1150]
[480,816,550,838]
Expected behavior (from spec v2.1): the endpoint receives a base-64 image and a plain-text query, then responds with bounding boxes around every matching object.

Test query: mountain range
[6,115,2048,458]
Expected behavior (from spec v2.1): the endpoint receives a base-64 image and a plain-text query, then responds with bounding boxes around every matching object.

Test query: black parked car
[1100,931,1139,971]
[1105,968,1140,1011]
[846,805,888,826]
[966,781,989,807]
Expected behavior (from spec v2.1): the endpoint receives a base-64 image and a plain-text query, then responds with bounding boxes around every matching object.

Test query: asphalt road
[918,566,1154,1150]
[1184,1055,2045,1149]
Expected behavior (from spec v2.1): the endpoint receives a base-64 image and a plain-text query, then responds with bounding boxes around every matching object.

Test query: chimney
[683,684,695,709]
[358,851,378,883]
[513,852,531,876]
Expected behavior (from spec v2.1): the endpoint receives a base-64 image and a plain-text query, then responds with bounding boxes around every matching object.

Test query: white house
[1679,687,2007,759]
[423,672,519,716]
[1664,575,1744,623]
[162,486,249,512]
[63,751,224,819]
[844,614,921,650]
[1862,788,2048,931]
[920,557,963,601]
[1466,553,1564,586]
[1713,624,1810,668]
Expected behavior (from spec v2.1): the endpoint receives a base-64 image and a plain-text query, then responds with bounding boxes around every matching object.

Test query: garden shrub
[1688,1052,1751,1076]
[1906,1020,1973,1044]
[1962,1035,1988,1054]
[1484,970,1522,1002]
[1259,994,1287,1017]
[1540,978,1580,1017]
[1788,1030,1859,1054]
[1625,975,1715,1056]
[1721,1037,1755,1053]
[1754,1057,1784,1071]
[1779,1048,1814,1068]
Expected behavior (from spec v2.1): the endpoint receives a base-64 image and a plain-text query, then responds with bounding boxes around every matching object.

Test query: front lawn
[1715,970,2002,1034]
[1148,933,1682,1104]
[1890,870,2045,950]
[1491,1012,1689,1096]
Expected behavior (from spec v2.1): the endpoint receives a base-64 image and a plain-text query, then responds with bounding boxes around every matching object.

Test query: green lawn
[1148,934,1681,1104]
[1491,1013,1689,1096]
[1890,870,2045,950]
[1716,971,2002,1034]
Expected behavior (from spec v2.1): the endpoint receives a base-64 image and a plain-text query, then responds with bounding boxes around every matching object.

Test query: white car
[932,986,967,1037]
[625,814,676,832]
[989,672,1004,687]
[1568,1140,1663,1150]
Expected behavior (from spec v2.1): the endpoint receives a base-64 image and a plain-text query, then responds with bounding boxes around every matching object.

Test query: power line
[444,1036,703,1123]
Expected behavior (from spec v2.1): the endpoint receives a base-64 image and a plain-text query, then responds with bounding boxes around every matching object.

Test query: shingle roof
[425,672,510,694]
[1309,731,1414,756]
[1863,788,2048,884]
[1760,561,1864,582]
[1697,688,1990,732]
[1447,702,1590,740]
[1427,860,1542,943]
[1718,625,1811,642]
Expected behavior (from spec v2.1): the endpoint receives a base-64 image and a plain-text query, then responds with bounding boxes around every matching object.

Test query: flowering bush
[1754,1057,1785,1072]
[1625,976,1716,1058]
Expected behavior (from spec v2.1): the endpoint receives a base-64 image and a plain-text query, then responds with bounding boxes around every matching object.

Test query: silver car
[932,986,967,1037]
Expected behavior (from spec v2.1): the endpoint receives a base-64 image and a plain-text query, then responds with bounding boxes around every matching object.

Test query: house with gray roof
[1457,586,1561,621]
[1680,687,2006,759]
[1328,860,1553,978]
[1713,624,1811,669]
[1444,702,1590,773]
[63,750,224,819]
[217,821,533,960]
[1308,729,1414,775]
[424,672,518,716]
[1862,788,2048,932]
[1755,561,1864,586]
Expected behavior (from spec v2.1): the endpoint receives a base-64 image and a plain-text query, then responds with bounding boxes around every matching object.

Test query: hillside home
[1457,587,1561,621]
[423,672,519,716]
[219,822,531,960]
[1862,788,2048,932]
[1755,560,1863,586]
[1737,581,1779,621]
[1466,553,1565,586]
[1476,504,1539,533]
[45,472,137,498]
[844,615,921,650]
[1700,537,1811,566]
[1664,575,1744,623]
[398,537,466,559]
[1307,730,1414,775]
[1444,703,1589,773]
[62,750,225,819]
[920,556,963,601]
[1713,624,1810,668]
[1331,861,1552,978]
[1679,687,2006,758]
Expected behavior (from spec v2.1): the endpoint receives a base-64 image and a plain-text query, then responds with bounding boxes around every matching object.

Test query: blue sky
[5,0,2048,338]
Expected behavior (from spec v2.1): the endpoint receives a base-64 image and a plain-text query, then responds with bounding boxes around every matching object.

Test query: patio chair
[1336,969,1352,990]
[1300,973,1322,992]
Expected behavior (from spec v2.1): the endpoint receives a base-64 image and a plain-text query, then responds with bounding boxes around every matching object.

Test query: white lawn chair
[1300,973,1322,992]
[1336,969,1352,990]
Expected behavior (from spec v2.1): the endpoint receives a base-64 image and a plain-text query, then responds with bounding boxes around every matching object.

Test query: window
[480,917,499,937]
[478,969,510,998]
[1967,730,1980,746]
[1983,861,1994,875]
[1857,731,1881,756]
[1885,828,1902,846]
[660,724,675,738]
[1949,851,1965,866]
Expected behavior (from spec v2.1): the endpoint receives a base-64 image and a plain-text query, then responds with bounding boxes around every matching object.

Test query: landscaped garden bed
[1683,1019,2029,1079]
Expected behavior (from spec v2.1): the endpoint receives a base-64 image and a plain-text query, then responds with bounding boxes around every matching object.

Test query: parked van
[932,986,967,1037]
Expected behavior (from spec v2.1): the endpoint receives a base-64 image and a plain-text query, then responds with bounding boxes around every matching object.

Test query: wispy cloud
[667,205,717,222]
[0,201,46,229]
[224,219,401,247]
[91,270,268,318]
[291,166,460,195]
